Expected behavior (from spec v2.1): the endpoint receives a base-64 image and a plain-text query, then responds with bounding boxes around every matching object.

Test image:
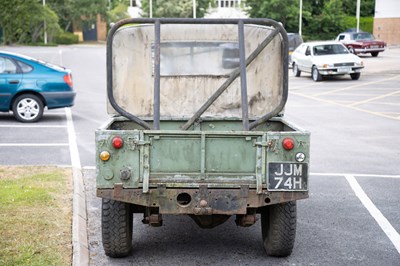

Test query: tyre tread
[261,201,296,257]
[102,199,133,258]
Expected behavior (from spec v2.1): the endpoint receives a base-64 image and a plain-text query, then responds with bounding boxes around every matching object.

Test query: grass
[0,166,72,266]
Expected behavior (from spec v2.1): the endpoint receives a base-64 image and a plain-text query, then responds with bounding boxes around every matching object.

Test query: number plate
[337,67,351,73]
[268,163,308,191]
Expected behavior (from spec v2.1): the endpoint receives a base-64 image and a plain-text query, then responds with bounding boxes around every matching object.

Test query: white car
[291,41,364,81]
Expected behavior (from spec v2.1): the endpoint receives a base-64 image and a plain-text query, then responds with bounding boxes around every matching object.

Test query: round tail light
[112,136,124,149]
[282,138,295,150]
[99,151,110,161]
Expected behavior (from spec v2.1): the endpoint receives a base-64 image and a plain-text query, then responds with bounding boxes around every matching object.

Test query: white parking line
[65,107,89,266]
[345,174,400,254]
[311,172,400,179]
[0,125,67,128]
[0,143,69,147]
[65,107,81,169]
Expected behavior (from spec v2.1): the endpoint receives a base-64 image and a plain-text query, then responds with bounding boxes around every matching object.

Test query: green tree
[247,0,348,40]
[48,0,108,32]
[108,2,130,23]
[246,0,300,32]
[0,0,61,44]
[342,0,375,16]
[307,0,345,40]
[47,0,75,32]
[141,0,212,18]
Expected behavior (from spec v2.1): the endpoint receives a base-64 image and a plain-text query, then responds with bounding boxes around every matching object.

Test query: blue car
[0,51,76,122]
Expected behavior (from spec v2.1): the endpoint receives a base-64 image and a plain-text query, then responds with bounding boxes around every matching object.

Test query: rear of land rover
[96,18,310,258]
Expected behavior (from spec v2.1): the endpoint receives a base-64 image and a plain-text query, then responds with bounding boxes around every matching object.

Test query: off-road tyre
[102,199,133,258]
[261,201,297,257]
[350,73,361,80]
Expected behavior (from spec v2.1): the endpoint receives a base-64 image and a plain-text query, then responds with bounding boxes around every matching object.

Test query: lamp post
[299,0,302,36]
[356,0,360,32]
[150,0,153,18]
[193,0,196,18]
[43,0,47,44]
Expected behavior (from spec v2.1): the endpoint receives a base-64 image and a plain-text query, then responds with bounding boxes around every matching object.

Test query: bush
[342,16,373,33]
[55,31,79,44]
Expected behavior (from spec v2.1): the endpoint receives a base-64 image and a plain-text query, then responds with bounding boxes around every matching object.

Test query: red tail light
[64,74,73,88]
[112,136,124,149]
[282,138,295,150]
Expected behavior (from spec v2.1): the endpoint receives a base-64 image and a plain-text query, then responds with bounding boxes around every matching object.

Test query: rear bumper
[42,91,76,109]
[354,47,385,54]
[97,186,309,215]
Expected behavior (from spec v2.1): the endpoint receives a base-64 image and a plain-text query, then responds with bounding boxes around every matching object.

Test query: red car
[335,32,386,57]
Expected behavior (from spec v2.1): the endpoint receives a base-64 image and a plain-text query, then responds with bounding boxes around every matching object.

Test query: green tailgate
[149,134,257,174]
[96,118,310,195]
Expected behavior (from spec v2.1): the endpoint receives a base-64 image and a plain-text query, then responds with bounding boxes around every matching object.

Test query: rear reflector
[282,138,295,150]
[100,151,110,161]
[112,136,124,149]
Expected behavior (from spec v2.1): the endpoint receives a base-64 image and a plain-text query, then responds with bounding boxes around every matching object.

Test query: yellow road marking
[379,112,400,116]
[290,82,320,90]
[349,90,400,107]
[291,91,400,121]
[311,75,400,97]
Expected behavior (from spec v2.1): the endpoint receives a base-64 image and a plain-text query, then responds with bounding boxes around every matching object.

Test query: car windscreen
[312,44,349,56]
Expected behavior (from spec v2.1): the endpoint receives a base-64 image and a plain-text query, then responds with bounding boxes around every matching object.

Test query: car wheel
[312,66,322,82]
[371,52,379,57]
[292,63,301,77]
[12,94,44,123]
[350,73,361,80]
[102,199,133,258]
[261,201,297,257]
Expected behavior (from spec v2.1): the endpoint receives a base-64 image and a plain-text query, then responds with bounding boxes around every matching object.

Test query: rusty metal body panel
[97,187,308,215]
[96,117,310,215]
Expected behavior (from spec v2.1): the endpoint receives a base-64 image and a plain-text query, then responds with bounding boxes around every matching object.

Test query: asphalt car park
[0,109,72,165]
[0,45,399,265]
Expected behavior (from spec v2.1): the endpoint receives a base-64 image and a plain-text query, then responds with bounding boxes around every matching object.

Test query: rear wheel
[102,199,133,258]
[261,201,297,257]
[371,52,379,57]
[312,66,322,82]
[12,94,44,122]
[292,63,301,77]
[350,73,361,80]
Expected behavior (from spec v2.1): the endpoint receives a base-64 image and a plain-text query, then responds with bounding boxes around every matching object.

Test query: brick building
[374,0,400,45]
